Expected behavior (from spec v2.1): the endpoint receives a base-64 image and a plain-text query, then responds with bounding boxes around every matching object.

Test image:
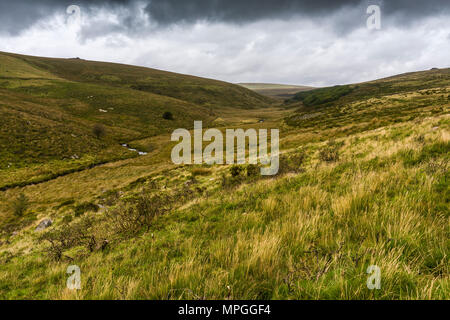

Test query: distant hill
[285,67,450,131]
[0,51,271,188]
[238,83,314,99]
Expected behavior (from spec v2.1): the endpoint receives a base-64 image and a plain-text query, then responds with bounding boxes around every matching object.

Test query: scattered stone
[99,109,108,113]
[35,219,53,232]
[71,154,80,159]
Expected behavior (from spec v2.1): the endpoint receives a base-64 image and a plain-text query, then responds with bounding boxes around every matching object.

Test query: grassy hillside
[239,83,314,100]
[0,62,448,300]
[286,68,450,137]
[0,52,271,190]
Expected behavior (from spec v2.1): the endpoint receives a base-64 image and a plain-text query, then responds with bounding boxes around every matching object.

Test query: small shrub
[13,193,28,217]
[107,193,173,235]
[415,134,425,144]
[40,217,96,261]
[230,165,244,177]
[278,152,306,174]
[74,202,99,217]
[246,164,259,177]
[92,123,106,139]
[162,111,174,120]
[319,141,341,162]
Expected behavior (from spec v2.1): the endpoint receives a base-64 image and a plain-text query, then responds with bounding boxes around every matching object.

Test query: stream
[121,144,148,156]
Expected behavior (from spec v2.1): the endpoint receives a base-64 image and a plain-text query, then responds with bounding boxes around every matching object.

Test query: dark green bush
[230,165,244,177]
[163,111,174,120]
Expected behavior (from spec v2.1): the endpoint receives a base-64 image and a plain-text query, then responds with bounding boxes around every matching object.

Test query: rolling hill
[0,58,448,300]
[0,51,272,189]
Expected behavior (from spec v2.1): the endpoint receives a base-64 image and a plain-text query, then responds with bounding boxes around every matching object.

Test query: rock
[35,219,53,232]
[71,154,80,159]
[432,126,439,131]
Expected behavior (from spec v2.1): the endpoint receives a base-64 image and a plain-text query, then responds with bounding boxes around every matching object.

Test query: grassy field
[0,55,448,300]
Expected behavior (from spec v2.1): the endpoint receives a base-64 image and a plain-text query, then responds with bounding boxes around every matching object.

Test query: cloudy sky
[0,0,449,86]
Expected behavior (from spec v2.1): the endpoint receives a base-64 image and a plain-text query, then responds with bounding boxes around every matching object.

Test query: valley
[0,52,448,300]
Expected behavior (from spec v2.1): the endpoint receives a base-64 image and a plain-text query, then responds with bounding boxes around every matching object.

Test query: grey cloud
[0,0,130,35]
[144,0,450,25]
[1,0,450,37]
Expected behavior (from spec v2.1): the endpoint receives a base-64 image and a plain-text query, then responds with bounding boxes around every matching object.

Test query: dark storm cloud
[144,0,450,25]
[145,0,362,25]
[0,0,129,35]
[1,0,450,35]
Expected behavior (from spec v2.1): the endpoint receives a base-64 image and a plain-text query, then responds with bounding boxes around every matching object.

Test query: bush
[230,165,244,177]
[40,216,96,261]
[278,152,306,174]
[246,164,259,177]
[319,141,341,162]
[92,123,106,139]
[13,193,28,217]
[107,193,173,235]
[74,202,99,217]
[163,111,174,120]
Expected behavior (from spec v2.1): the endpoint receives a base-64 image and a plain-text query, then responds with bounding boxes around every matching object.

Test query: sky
[0,0,449,86]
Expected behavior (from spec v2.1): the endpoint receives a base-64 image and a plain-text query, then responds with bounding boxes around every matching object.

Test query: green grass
[0,51,271,188]
[0,54,448,300]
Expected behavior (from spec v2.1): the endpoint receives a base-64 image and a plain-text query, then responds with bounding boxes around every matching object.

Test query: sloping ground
[286,68,450,135]
[4,52,272,110]
[239,83,314,100]
[0,63,448,299]
[0,52,271,188]
[0,114,448,299]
